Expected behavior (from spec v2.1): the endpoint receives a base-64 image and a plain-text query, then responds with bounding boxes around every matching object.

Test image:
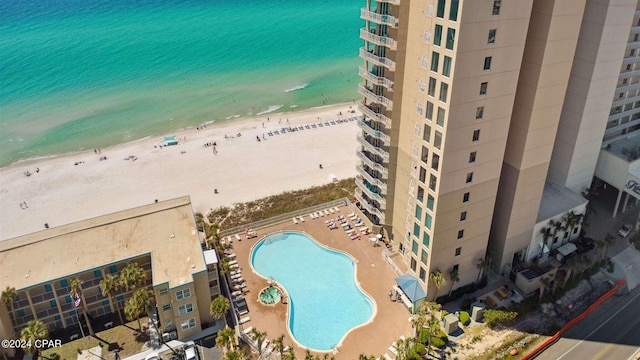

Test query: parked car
[183,343,199,360]
[618,224,633,238]
[576,237,595,254]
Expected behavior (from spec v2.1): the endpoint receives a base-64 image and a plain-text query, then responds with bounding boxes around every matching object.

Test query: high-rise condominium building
[356,0,637,300]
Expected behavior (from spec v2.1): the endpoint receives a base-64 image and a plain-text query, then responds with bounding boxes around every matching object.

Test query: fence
[220,198,352,237]
[383,248,403,276]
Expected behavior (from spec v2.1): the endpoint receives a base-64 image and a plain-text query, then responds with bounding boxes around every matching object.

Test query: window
[423,124,431,142]
[412,240,419,254]
[431,52,440,72]
[162,304,171,311]
[457,230,464,239]
[175,288,191,301]
[110,265,117,273]
[413,223,421,238]
[429,175,437,191]
[428,77,437,97]
[476,106,484,119]
[421,250,429,265]
[453,264,459,272]
[178,303,193,316]
[449,0,459,21]
[473,129,480,142]
[65,295,71,303]
[427,195,435,211]
[181,318,196,331]
[44,284,52,292]
[423,232,431,247]
[463,192,470,203]
[102,300,109,306]
[466,172,474,183]
[426,101,434,120]
[434,131,442,150]
[469,151,477,163]
[492,0,501,15]
[60,279,68,288]
[434,25,443,46]
[159,288,168,296]
[439,82,448,102]
[426,213,433,229]
[421,146,429,163]
[437,107,445,126]
[488,29,496,44]
[165,319,172,329]
[619,93,624,99]
[431,154,440,171]
[635,34,639,42]
[446,28,456,50]
[419,267,427,281]
[437,0,446,18]
[443,56,452,77]
[94,270,102,278]
[50,300,56,308]
[419,167,427,183]
[455,247,462,256]
[484,56,492,70]
[415,205,423,220]
[410,258,417,271]
[460,211,467,221]
[417,187,425,203]
[480,82,488,95]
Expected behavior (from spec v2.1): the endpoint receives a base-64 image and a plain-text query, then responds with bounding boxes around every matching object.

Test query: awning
[395,274,427,303]
[203,249,218,265]
[557,243,577,257]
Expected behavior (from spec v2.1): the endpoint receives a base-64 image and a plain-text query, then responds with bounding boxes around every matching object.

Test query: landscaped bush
[484,309,518,329]
[440,310,448,320]
[408,343,426,359]
[459,311,471,325]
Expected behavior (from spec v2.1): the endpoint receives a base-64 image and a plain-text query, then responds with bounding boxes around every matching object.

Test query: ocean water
[0,0,363,166]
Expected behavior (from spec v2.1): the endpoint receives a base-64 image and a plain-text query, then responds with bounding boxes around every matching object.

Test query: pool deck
[226,207,413,359]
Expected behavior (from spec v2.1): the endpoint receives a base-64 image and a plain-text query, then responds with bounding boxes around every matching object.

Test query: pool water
[251,232,375,351]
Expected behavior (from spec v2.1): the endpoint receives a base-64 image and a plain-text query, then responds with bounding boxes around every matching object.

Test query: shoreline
[0,103,362,241]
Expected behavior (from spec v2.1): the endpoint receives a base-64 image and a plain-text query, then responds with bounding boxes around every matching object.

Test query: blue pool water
[251,232,374,350]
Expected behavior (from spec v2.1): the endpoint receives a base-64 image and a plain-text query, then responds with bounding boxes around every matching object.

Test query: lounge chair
[231,273,243,280]
[292,217,298,224]
[298,215,305,222]
[383,354,393,360]
[350,234,360,240]
[237,308,249,316]
[329,208,335,214]
[319,211,324,217]
[389,343,397,355]
[243,326,253,334]
[309,213,316,219]
[346,229,356,235]
[233,283,247,290]
[324,210,330,216]
[348,212,355,217]
[334,206,340,212]
[230,264,239,270]
[235,234,241,241]
[231,290,242,297]
[239,316,250,324]
[232,278,245,284]
[228,259,238,265]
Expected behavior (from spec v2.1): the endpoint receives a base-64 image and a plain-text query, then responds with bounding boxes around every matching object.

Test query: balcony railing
[354,189,385,218]
[360,28,396,50]
[627,41,640,49]
[609,106,640,122]
[605,116,640,135]
[377,0,400,4]
[358,117,390,144]
[358,85,393,110]
[359,66,394,89]
[357,150,388,175]
[616,81,640,93]
[358,101,391,126]
[623,56,639,65]
[357,134,390,161]
[356,165,387,192]
[355,176,385,203]
[359,48,396,71]
[360,9,399,27]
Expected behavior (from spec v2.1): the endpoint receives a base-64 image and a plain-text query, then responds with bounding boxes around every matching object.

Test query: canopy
[557,242,577,257]
[395,274,427,303]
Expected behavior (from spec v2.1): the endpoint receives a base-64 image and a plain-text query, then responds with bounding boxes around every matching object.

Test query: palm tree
[410,312,425,352]
[69,278,94,336]
[223,350,242,360]
[210,295,230,325]
[1,287,18,334]
[216,325,236,353]
[119,263,147,292]
[448,268,460,297]
[282,346,297,360]
[475,258,487,285]
[429,271,446,301]
[304,349,316,360]
[272,334,285,356]
[563,211,583,242]
[124,288,154,331]
[20,320,48,355]
[603,233,616,259]
[100,274,124,325]
[358,355,376,360]
[539,228,552,258]
[539,276,552,302]
[394,337,411,360]
[249,328,267,355]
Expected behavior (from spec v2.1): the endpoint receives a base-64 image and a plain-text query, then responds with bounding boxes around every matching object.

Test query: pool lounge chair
[324,210,330,216]
[230,264,239,270]
[231,290,243,297]
[329,208,335,214]
[319,211,324,217]
[231,273,242,280]
[239,316,250,324]
[235,234,241,241]
[243,327,253,335]
[350,234,360,240]
[348,212,355,217]
[298,215,305,222]
[389,343,397,355]
[345,229,356,235]
[233,283,247,290]
[292,217,298,224]
[232,278,245,284]
[309,213,316,219]
[237,308,249,316]
[383,354,393,360]
[334,206,340,212]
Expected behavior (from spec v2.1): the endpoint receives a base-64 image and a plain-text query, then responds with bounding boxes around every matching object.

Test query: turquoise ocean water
[0,0,362,167]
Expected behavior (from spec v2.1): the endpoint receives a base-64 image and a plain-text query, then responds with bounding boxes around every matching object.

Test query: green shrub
[484,309,518,329]
[459,311,471,325]
[430,332,448,349]
[440,310,448,320]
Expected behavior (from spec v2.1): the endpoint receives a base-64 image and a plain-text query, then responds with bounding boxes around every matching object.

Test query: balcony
[354,189,384,218]
[358,118,390,144]
[356,176,386,204]
[360,28,396,50]
[623,56,639,65]
[358,85,393,110]
[616,81,640,93]
[356,165,387,193]
[359,66,394,89]
[360,9,399,27]
[357,150,388,175]
[605,116,640,136]
[359,48,396,71]
[357,134,390,161]
[377,0,400,4]
[627,41,640,49]
[608,106,640,122]
[358,102,391,126]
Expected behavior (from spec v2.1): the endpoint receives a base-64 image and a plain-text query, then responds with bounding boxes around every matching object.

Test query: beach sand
[0,103,360,240]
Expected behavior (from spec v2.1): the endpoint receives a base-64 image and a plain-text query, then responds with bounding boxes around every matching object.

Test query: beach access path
[0,103,360,241]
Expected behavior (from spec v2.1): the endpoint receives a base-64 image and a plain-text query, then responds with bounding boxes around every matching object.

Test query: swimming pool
[250,231,375,351]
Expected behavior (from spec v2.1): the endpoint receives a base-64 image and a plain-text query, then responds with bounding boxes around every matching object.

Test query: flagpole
[76,311,85,338]
[74,296,85,338]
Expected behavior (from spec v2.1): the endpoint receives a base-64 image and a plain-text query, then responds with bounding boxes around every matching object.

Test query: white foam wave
[256,105,283,116]
[284,84,308,93]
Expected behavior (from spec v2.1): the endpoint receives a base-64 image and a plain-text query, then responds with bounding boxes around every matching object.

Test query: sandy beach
[0,103,360,241]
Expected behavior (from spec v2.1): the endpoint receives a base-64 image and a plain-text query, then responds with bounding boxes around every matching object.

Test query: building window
[415,205,423,220]
[421,250,429,265]
[431,52,440,72]
[159,288,168,296]
[449,0,459,21]
[165,320,172,329]
[60,279,68,288]
[50,300,56,308]
[476,106,484,119]
[488,29,496,44]
[480,82,488,95]
[437,0,446,18]
[426,101,434,120]
[431,154,440,171]
[439,82,448,103]
[178,303,194,316]
[417,187,425,203]
[94,270,102,278]
[102,299,109,306]
[460,211,467,221]
[446,28,456,50]
[427,195,435,211]
[453,264,459,272]
[473,129,480,142]
[434,25,443,46]
[455,247,462,256]
[110,265,117,273]
[443,56,452,77]
[469,151,477,163]
[426,214,433,229]
[429,175,437,191]
[181,318,196,331]
[421,146,429,163]
[17,309,25,317]
[410,258,417,272]
[413,223,421,238]
[466,172,474,183]
[437,107,446,126]
[492,0,501,15]
[635,34,639,42]
[428,77,437,97]
[419,267,427,281]
[65,295,71,303]
[419,167,427,183]
[434,131,443,150]
[484,56,492,70]
[175,288,191,301]
[423,232,431,247]
[44,284,52,292]
[423,124,431,142]
[457,230,464,239]
[619,93,624,99]
[463,192,470,203]
[162,304,171,311]
[412,240,419,254]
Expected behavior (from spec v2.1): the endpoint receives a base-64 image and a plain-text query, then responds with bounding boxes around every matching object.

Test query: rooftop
[0,196,206,291]
[603,133,640,161]
[536,183,587,223]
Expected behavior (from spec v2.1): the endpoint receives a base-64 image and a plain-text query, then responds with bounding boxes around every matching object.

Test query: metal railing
[356,150,388,175]
[360,9,399,27]
[359,28,396,50]
[357,117,390,144]
[383,249,403,276]
[359,66,394,89]
[358,102,391,126]
[359,48,396,71]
